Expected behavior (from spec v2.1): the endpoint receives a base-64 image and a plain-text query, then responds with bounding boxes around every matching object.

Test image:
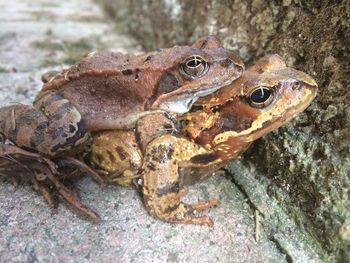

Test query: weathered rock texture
[100,0,350,261]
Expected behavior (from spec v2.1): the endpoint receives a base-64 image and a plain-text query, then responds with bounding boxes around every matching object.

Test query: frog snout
[293,70,318,90]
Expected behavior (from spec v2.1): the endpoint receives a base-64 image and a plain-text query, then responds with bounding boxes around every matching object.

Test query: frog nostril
[292,80,301,90]
[220,58,232,68]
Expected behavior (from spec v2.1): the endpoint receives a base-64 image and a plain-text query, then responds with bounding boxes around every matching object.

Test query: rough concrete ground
[0,0,322,262]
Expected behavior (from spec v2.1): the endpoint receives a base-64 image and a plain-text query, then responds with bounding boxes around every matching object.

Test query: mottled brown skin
[0,36,243,157]
[91,55,318,226]
[91,130,142,186]
[90,112,177,186]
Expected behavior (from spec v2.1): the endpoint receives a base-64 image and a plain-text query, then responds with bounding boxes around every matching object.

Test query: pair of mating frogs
[0,36,317,226]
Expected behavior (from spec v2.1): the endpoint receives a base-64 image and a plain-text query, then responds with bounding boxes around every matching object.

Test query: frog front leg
[0,90,89,157]
[142,135,219,226]
[136,112,178,152]
[89,112,178,186]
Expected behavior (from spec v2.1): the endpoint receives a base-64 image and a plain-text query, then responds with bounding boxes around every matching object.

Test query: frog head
[184,54,317,159]
[146,36,244,114]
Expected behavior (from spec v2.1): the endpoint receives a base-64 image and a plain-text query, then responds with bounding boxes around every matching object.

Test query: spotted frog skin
[0,36,243,157]
[90,55,318,226]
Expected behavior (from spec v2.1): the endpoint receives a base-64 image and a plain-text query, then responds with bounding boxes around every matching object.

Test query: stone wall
[100,0,349,261]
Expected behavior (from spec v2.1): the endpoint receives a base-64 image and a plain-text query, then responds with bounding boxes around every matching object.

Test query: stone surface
[0,175,289,263]
[99,0,350,262]
[0,0,320,262]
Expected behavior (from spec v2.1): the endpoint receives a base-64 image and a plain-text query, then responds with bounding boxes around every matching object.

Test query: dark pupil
[187,58,202,68]
[250,88,271,103]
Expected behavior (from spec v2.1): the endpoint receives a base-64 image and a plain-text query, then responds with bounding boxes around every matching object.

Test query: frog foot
[0,144,101,223]
[32,177,59,211]
[182,199,220,226]
[144,194,219,226]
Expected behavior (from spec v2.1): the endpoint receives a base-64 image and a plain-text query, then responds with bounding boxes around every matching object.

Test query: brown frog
[0,36,243,157]
[0,36,243,222]
[90,55,318,226]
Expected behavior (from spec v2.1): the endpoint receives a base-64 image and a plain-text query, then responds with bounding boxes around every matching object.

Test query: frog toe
[0,144,101,223]
[174,207,214,226]
[186,215,214,227]
[191,199,220,211]
[180,203,216,226]
[144,196,217,226]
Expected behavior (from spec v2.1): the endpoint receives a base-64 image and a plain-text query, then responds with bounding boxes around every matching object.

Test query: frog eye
[181,55,208,78]
[248,86,275,108]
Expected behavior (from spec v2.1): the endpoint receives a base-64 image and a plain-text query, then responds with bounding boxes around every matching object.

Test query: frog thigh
[141,135,219,226]
[90,130,142,186]
[0,90,89,157]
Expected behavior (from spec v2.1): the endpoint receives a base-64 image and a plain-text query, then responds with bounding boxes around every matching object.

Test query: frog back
[38,51,163,130]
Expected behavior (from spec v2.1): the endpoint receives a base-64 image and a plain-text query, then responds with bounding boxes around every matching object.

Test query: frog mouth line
[159,79,234,114]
